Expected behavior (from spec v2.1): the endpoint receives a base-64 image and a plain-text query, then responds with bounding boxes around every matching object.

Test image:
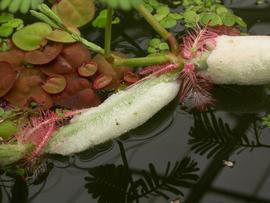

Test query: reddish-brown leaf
[40,55,73,76]
[52,73,100,109]
[0,62,18,97]
[0,48,25,68]
[93,54,131,90]
[4,68,53,109]
[77,61,98,77]
[61,43,92,68]
[25,43,63,65]
[93,74,113,89]
[123,71,140,84]
[42,75,66,94]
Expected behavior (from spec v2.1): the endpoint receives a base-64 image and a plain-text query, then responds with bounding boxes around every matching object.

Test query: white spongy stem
[205,35,270,85]
[45,73,180,155]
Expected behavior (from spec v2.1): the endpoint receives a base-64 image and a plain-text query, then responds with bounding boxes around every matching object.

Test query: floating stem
[113,54,179,67]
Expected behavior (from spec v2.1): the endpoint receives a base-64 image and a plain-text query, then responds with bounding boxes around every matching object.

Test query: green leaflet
[98,0,143,10]
[0,143,32,166]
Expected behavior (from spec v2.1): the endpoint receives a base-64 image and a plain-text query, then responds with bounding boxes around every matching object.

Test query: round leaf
[42,75,66,94]
[0,120,17,140]
[78,62,98,77]
[200,13,222,26]
[25,43,63,65]
[46,26,80,43]
[52,0,95,28]
[12,22,52,51]
[221,12,236,27]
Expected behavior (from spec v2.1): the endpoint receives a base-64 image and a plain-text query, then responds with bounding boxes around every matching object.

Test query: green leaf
[154,5,170,21]
[200,13,222,26]
[160,16,177,28]
[221,12,235,27]
[0,13,14,23]
[168,13,182,20]
[92,9,120,29]
[0,120,17,140]
[46,26,80,43]
[183,10,198,24]
[148,0,160,8]
[99,0,143,10]
[149,38,160,48]
[4,18,23,28]
[52,0,96,27]
[159,42,169,50]
[0,24,13,37]
[216,6,229,15]
[235,16,247,28]
[12,22,52,51]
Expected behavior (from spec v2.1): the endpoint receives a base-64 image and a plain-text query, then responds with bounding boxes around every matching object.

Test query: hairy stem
[136,4,179,55]
[105,7,113,58]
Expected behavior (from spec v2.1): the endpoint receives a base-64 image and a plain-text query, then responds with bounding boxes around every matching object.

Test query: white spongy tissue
[45,73,180,155]
[205,35,270,85]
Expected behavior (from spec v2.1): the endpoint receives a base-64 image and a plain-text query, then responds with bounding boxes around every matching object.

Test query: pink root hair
[17,109,84,162]
[181,25,241,60]
[179,64,214,111]
[127,63,179,89]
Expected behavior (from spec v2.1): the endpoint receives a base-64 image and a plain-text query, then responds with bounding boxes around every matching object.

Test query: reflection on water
[1,1,270,203]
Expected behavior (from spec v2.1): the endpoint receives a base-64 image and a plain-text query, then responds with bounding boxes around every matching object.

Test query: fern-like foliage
[85,164,130,203]
[189,112,261,158]
[129,157,199,200]
[98,0,143,10]
[85,157,199,202]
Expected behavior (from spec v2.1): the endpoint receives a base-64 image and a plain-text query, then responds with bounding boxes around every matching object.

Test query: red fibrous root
[181,26,219,60]
[17,110,83,163]
[179,64,214,111]
[179,25,240,111]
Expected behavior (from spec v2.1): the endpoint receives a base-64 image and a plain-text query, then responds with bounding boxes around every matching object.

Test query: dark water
[2,1,270,202]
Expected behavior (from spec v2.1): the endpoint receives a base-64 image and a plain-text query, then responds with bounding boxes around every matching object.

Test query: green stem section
[136,4,179,55]
[104,7,113,58]
[113,54,173,67]
[70,32,105,55]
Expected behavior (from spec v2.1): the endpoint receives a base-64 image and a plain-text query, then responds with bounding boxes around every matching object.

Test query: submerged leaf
[52,0,95,27]
[12,22,52,51]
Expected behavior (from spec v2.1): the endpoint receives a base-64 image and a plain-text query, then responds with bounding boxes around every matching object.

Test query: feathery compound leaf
[85,164,130,203]
[189,112,259,158]
[129,157,199,200]
[98,0,143,10]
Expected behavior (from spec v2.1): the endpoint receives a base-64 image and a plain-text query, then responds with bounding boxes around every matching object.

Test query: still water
[1,0,270,202]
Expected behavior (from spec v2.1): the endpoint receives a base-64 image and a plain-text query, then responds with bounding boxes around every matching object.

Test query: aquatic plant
[0,0,269,170]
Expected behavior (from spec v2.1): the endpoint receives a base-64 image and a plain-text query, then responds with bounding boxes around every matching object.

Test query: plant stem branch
[105,7,113,58]
[70,32,105,55]
[113,54,177,67]
[136,4,179,55]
